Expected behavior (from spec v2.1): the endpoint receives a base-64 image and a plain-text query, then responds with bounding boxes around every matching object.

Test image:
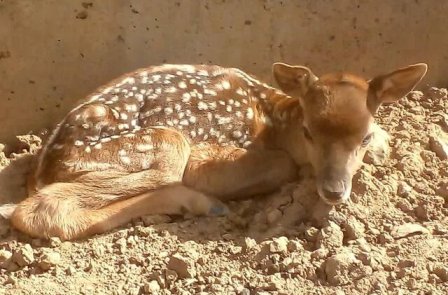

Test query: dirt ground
[0,88,447,295]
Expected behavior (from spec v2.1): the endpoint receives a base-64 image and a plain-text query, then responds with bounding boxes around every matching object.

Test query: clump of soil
[0,89,447,294]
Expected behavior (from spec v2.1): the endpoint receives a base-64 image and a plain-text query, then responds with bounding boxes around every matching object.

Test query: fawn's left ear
[272,62,319,97]
[367,63,428,113]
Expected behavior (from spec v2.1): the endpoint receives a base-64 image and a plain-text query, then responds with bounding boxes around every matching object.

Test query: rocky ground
[0,88,447,295]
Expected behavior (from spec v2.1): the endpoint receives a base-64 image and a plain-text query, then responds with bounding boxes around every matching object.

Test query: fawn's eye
[303,126,313,141]
[362,133,373,147]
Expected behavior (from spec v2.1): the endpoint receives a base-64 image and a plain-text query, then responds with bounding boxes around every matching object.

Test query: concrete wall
[1,0,447,145]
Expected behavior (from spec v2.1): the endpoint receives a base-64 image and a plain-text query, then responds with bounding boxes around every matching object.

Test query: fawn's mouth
[316,181,352,206]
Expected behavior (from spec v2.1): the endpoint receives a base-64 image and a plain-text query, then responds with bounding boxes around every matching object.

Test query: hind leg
[11,182,226,240]
[11,126,225,240]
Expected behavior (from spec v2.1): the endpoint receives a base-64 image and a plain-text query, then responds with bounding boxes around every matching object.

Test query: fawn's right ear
[367,63,428,113]
[272,62,318,96]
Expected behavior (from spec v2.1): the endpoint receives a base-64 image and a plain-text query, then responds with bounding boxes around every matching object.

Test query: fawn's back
[34,64,284,188]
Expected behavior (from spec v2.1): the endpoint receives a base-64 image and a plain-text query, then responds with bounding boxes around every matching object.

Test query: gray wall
[1,0,447,145]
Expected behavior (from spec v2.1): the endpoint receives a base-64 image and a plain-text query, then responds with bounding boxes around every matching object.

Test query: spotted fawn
[4,63,427,240]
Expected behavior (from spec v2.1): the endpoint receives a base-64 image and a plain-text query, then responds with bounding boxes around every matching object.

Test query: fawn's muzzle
[316,169,352,205]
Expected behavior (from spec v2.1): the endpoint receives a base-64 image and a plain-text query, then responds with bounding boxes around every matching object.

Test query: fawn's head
[273,62,427,205]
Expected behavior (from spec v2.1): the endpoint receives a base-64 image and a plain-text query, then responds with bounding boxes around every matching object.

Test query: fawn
[3,62,427,240]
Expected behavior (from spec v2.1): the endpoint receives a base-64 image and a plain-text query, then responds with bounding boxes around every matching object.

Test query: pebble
[325,251,361,286]
[304,226,319,242]
[316,222,343,249]
[269,237,288,254]
[0,249,12,265]
[143,280,161,293]
[12,244,34,267]
[433,264,448,282]
[38,251,61,270]
[397,182,412,197]
[390,223,429,239]
[243,237,257,252]
[429,135,448,160]
[167,253,196,278]
[345,218,365,240]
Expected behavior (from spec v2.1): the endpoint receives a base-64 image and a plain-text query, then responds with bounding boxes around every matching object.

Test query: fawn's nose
[321,187,346,203]
[317,176,350,205]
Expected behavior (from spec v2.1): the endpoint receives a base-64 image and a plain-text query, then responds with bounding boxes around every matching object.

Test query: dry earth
[0,88,447,295]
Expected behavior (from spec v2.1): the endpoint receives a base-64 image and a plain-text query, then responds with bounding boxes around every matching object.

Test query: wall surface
[1,0,447,144]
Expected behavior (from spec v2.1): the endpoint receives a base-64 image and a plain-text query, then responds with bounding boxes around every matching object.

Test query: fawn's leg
[183,144,299,200]
[11,127,225,240]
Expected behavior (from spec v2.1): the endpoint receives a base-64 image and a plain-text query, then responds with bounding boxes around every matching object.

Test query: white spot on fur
[120,113,128,120]
[222,80,231,89]
[164,107,174,115]
[207,113,213,121]
[136,144,153,152]
[74,140,84,147]
[120,156,131,165]
[232,130,243,138]
[246,108,254,119]
[198,101,208,110]
[208,101,217,110]
[189,116,197,123]
[226,105,233,112]
[94,143,102,149]
[182,93,191,102]
[178,81,187,89]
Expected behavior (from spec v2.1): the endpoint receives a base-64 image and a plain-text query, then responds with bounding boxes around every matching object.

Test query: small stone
[391,223,429,239]
[345,218,365,240]
[165,269,178,285]
[325,251,363,286]
[406,278,418,290]
[397,182,412,197]
[0,250,12,264]
[243,237,257,251]
[316,222,343,249]
[143,280,161,293]
[397,199,413,212]
[433,264,448,282]
[287,239,304,252]
[38,251,61,270]
[269,237,288,254]
[167,253,195,278]
[304,226,319,242]
[66,265,76,275]
[49,237,62,247]
[311,247,329,260]
[429,135,448,160]
[12,244,34,267]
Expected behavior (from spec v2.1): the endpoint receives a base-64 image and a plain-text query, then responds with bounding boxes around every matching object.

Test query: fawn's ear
[368,63,428,112]
[272,62,318,96]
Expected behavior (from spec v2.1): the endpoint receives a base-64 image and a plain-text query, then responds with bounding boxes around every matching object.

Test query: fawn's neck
[251,84,308,165]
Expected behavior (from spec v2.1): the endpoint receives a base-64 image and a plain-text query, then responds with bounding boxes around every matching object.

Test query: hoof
[208,203,229,216]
